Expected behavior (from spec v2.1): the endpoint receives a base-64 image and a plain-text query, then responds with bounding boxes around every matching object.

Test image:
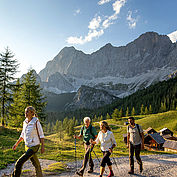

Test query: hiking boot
[75,171,83,176]
[128,170,134,174]
[140,164,143,173]
[107,170,114,177]
[88,168,93,173]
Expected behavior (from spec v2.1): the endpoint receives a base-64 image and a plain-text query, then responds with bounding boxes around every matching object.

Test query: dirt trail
[1,154,177,177]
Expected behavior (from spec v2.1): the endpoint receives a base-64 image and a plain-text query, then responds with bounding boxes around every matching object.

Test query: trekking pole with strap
[112,152,119,174]
[74,136,77,170]
[92,149,107,174]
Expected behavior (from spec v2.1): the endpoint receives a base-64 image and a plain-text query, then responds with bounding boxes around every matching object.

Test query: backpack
[128,124,142,138]
[81,125,96,139]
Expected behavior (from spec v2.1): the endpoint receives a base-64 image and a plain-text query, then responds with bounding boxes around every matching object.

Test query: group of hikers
[11,106,144,177]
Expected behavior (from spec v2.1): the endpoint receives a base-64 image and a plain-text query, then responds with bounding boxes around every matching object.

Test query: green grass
[0,110,177,173]
[0,126,24,169]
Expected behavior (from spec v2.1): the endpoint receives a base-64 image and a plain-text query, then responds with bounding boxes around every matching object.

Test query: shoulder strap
[81,126,84,135]
[36,120,41,143]
[136,124,142,138]
[90,125,96,139]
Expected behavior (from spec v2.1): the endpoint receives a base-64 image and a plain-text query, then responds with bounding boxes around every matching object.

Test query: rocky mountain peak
[65,85,118,110]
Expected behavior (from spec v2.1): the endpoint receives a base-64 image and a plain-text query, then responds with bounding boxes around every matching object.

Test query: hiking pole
[92,149,107,174]
[112,152,119,174]
[92,149,100,163]
[74,136,77,170]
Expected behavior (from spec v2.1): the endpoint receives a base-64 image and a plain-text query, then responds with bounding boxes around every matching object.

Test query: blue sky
[0,0,176,77]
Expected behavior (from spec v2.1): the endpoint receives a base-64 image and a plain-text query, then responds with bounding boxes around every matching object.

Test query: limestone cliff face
[36,32,177,110]
[39,32,176,82]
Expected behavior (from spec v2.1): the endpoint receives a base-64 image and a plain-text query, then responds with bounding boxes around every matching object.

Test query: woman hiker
[91,121,117,177]
[11,106,45,177]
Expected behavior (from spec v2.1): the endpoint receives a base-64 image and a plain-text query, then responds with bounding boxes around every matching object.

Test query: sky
[0,0,177,78]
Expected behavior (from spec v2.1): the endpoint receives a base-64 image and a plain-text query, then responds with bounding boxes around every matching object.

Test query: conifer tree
[131,107,135,116]
[106,113,111,120]
[144,106,149,115]
[149,105,152,114]
[126,107,129,117]
[111,108,119,121]
[140,104,144,115]
[58,120,63,141]
[8,79,23,127]
[9,70,46,127]
[119,108,123,117]
[68,119,75,136]
[47,122,51,133]
[0,47,19,126]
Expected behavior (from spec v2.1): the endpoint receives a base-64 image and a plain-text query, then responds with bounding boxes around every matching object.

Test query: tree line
[47,75,177,122]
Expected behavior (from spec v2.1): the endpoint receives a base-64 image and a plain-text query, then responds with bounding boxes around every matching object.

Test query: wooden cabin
[144,127,157,134]
[162,134,177,141]
[144,133,165,150]
[163,140,177,152]
[159,128,173,136]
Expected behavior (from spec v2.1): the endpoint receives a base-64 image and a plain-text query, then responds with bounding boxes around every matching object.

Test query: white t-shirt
[95,130,117,151]
[20,117,44,147]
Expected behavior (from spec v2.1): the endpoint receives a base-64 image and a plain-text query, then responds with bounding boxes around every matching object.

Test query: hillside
[1,110,177,174]
[47,75,177,122]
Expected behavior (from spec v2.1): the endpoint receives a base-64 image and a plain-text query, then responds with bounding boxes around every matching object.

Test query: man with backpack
[74,117,97,176]
[127,116,144,174]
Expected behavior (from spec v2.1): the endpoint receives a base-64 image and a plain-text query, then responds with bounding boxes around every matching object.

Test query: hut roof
[163,140,177,150]
[160,128,172,133]
[162,134,173,139]
[145,127,157,133]
[146,133,165,144]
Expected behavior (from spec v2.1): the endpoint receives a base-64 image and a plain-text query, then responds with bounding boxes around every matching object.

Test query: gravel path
[1,154,177,177]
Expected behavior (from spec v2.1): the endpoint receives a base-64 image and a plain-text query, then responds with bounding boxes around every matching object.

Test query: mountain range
[32,32,177,111]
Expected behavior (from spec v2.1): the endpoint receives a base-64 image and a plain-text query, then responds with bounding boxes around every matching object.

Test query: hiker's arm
[109,144,116,153]
[127,133,130,148]
[13,137,23,150]
[74,134,82,139]
[141,133,144,150]
[40,138,45,154]
[91,132,100,145]
[93,135,97,140]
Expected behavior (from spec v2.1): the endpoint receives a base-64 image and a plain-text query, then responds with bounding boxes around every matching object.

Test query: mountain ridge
[34,31,177,110]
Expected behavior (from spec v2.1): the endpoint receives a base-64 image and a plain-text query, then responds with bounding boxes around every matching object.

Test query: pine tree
[111,108,119,121]
[131,107,135,116]
[159,101,166,112]
[144,106,149,115]
[10,69,47,126]
[106,113,111,120]
[63,117,69,132]
[47,122,51,133]
[126,107,129,117]
[68,119,75,136]
[140,104,144,115]
[8,79,23,127]
[0,47,19,126]
[149,105,152,114]
[119,108,123,118]
[58,120,63,141]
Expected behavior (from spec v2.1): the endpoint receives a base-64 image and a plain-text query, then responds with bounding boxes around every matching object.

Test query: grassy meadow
[0,110,177,172]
